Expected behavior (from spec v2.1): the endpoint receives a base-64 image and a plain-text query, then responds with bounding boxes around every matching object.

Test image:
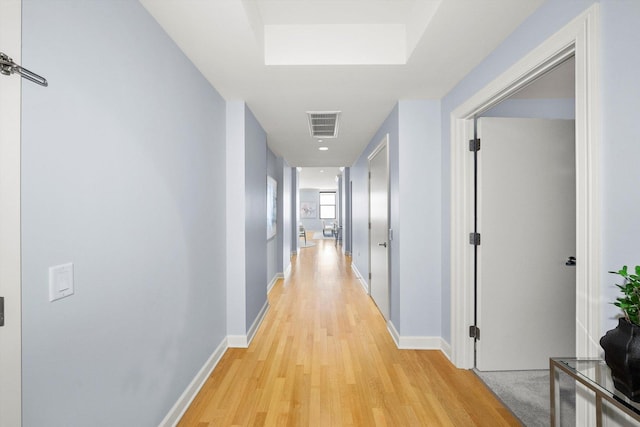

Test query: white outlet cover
[49,263,74,302]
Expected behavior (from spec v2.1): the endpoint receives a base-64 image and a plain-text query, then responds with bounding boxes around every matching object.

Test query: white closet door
[476,117,576,371]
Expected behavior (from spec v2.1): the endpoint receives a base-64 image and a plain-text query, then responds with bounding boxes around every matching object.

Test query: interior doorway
[450,5,601,370]
[472,57,578,371]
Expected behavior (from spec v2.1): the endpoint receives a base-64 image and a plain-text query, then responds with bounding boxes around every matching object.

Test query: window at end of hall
[319,192,336,219]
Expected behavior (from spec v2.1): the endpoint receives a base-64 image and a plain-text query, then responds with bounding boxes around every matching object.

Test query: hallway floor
[178,239,520,426]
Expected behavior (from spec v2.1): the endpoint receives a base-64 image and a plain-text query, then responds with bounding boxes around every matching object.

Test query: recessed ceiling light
[319,147,329,151]
[317,139,323,143]
[320,169,324,173]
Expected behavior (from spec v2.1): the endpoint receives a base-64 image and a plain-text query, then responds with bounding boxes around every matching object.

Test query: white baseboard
[228,300,270,348]
[227,334,248,348]
[351,263,369,293]
[247,300,269,345]
[387,320,401,345]
[440,339,452,361]
[387,321,452,355]
[267,273,283,294]
[159,338,228,427]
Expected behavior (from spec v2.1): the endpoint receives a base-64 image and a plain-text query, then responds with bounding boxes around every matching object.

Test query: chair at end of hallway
[298,224,306,245]
[322,220,334,237]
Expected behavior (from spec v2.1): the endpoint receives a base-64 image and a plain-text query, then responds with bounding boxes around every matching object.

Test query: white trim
[351,263,369,293]
[284,262,292,277]
[387,321,453,359]
[387,320,401,344]
[229,300,270,348]
[450,4,601,369]
[267,273,283,294]
[159,338,228,427]
[247,300,269,345]
[440,340,452,361]
[397,336,448,351]
[0,1,22,425]
[227,334,249,348]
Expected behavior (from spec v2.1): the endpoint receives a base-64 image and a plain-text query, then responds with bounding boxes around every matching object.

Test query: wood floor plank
[177,240,521,426]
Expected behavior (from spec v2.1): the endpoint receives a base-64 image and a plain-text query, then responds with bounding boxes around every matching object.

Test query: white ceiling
[140,0,546,167]
[299,167,341,190]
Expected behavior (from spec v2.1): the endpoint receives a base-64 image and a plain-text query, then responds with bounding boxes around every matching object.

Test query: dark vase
[600,317,640,402]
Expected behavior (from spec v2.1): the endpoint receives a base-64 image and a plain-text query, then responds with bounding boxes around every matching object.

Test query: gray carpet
[299,241,316,248]
[475,369,576,426]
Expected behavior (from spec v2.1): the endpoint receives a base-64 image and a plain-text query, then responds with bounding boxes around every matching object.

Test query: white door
[476,118,576,371]
[369,136,390,320]
[0,0,23,424]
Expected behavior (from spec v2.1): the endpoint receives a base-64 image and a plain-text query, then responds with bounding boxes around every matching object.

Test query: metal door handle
[378,242,387,247]
[565,256,576,266]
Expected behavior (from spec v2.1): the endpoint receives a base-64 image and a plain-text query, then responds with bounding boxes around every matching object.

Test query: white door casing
[450,4,601,370]
[475,117,576,371]
[369,136,390,320]
[0,0,23,425]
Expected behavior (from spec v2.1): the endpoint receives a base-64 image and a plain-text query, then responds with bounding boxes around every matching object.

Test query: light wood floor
[178,239,521,426]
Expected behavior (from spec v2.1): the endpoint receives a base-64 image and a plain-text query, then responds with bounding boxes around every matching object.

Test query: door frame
[0,0,23,425]
[368,135,390,317]
[450,4,601,369]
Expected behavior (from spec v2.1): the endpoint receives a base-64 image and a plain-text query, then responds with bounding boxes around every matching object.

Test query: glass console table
[550,358,640,426]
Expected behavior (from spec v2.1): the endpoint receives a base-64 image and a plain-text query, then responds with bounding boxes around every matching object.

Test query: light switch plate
[49,263,74,302]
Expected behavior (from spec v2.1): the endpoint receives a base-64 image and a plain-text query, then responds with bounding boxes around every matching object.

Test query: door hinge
[369,272,372,280]
[469,138,481,152]
[469,232,481,246]
[469,325,480,340]
[0,297,4,327]
[369,222,371,230]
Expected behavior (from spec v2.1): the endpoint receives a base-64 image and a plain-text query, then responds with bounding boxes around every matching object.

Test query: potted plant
[600,265,640,402]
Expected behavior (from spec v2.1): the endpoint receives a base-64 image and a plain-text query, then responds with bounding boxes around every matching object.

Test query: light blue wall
[281,160,292,273]
[244,105,268,329]
[226,101,247,337]
[291,169,300,253]
[267,148,285,284]
[398,100,442,337]
[342,168,352,254]
[300,188,339,232]
[600,0,640,328]
[440,0,597,343]
[351,101,441,337]
[351,105,400,325]
[21,0,227,425]
[299,189,322,231]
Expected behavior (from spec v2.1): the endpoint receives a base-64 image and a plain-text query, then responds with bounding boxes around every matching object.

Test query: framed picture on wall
[300,202,317,219]
[267,176,277,240]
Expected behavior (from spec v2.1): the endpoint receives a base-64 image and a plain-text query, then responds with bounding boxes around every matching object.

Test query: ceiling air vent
[306,111,341,138]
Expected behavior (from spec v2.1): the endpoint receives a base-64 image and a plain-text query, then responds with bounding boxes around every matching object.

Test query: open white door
[0,0,23,424]
[476,117,576,371]
[369,137,390,320]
